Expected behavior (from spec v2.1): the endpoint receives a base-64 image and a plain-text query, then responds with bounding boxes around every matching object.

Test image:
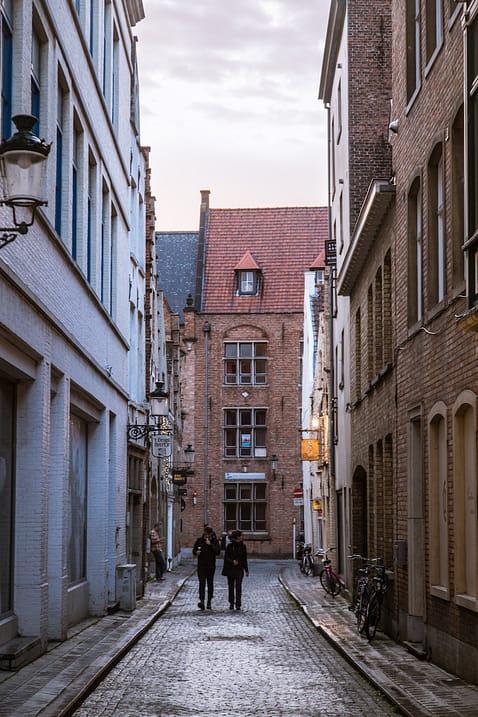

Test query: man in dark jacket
[193,526,220,610]
[222,530,249,610]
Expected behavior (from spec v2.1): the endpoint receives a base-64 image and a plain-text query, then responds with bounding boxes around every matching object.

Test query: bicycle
[365,563,389,641]
[297,543,314,575]
[348,554,373,634]
[317,547,341,596]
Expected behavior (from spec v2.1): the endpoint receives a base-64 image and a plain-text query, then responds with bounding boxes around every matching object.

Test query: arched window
[453,392,477,610]
[428,403,449,599]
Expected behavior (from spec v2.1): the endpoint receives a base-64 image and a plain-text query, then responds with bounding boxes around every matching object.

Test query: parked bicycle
[365,563,389,641]
[348,554,373,634]
[317,547,341,596]
[297,542,314,575]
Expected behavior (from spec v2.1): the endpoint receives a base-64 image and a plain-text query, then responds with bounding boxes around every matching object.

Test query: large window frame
[1,1,13,142]
[224,481,267,533]
[224,407,267,458]
[408,177,423,326]
[224,341,267,385]
[465,13,478,306]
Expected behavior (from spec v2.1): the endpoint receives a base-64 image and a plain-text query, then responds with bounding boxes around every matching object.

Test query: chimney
[195,190,210,311]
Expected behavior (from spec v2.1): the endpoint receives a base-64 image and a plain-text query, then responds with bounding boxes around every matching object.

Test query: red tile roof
[234,250,261,271]
[202,206,328,313]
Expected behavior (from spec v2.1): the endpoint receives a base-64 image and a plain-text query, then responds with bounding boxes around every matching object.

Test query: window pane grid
[224,408,267,457]
[224,341,268,385]
[224,482,267,532]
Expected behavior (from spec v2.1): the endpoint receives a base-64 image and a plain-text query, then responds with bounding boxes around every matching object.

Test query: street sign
[152,433,172,457]
[293,487,304,500]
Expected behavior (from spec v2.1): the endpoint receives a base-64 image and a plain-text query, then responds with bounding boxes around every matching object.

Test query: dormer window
[234,251,262,296]
[239,270,258,295]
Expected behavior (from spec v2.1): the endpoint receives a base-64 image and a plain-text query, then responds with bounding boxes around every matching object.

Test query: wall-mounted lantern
[0,115,51,249]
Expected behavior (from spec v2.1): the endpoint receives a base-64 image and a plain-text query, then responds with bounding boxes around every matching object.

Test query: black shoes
[229,603,234,610]
[207,602,212,609]
[236,605,241,610]
[198,601,205,610]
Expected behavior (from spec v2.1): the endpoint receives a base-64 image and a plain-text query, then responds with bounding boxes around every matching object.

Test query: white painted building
[0,0,146,665]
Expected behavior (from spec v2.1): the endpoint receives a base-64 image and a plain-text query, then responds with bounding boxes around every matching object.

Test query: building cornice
[318,0,346,103]
[337,179,395,296]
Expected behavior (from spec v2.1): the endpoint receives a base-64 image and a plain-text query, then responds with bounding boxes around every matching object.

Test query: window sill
[455,593,478,612]
[457,306,478,333]
[430,584,450,601]
[242,532,270,541]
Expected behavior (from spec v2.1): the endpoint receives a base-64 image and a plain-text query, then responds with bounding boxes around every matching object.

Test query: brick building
[176,192,327,556]
[319,0,393,584]
[320,0,478,685]
[392,0,477,682]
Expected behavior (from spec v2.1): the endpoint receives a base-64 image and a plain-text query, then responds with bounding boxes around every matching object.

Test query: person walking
[149,523,166,581]
[192,526,220,610]
[222,530,249,610]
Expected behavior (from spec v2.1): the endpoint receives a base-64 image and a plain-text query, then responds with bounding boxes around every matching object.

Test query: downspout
[203,320,211,526]
[326,101,336,479]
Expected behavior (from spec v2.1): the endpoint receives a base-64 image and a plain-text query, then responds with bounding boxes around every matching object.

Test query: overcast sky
[135,0,330,231]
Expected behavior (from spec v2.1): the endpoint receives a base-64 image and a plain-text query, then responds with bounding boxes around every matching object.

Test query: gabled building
[175,191,327,556]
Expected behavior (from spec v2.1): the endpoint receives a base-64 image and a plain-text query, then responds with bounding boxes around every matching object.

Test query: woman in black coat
[193,526,220,610]
[222,530,249,610]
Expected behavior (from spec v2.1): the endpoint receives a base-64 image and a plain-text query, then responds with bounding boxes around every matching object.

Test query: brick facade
[179,200,327,556]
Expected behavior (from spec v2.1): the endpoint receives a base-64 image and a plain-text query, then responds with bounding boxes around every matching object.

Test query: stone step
[403,640,427,660]
[0,636,43,671]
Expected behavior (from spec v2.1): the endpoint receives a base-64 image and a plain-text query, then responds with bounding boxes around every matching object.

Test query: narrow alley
[72,561,397,717]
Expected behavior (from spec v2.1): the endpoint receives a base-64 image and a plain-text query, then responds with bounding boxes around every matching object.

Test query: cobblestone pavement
[1,558,478,716]
[73,561,398,717]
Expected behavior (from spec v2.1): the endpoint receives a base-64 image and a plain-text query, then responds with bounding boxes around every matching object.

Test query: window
[451,106,464,288]
[406,0,421,103]
[68,414,88,584]
[428,144,446,305]
[453,393,477,610]
[55,84,65,236]
[237,270,259,296]
[429,405,449,599]
[408,178,423,325]
[224,408,266,458]
[0,376,15,615]
[224,482,267,532]
[354,308,361,400]
[426,0,443,64]
[224,341,267,385]
[1,1,13,141]
[466,16,478,306]
[72,122,81,260]
[31,28,41,134]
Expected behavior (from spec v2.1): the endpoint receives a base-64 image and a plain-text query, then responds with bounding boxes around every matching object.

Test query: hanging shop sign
[300,438,320,461]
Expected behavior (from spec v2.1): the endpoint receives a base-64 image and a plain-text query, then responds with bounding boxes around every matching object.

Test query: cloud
[136,0,330,229]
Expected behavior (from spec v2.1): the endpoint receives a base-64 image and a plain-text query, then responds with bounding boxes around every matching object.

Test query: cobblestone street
[73,561,399,717]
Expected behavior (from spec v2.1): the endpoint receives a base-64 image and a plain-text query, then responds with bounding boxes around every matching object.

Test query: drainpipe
[326,102,336,479]
[203,320,211,525]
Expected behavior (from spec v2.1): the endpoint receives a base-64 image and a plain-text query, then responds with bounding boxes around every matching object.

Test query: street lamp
[184,444,195,469]
[271,453,278,479]
[127,382,171,441]
[0,114,51,249]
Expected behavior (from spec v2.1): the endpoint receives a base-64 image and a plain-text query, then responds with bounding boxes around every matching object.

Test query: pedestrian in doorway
[222,530,249,610]
[193,526,220,610]
[149,523,166,581]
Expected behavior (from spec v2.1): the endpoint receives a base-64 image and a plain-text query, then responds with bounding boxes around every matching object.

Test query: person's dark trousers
[227,574,244,608]
[153,550,166,579]
[198,568,215,604]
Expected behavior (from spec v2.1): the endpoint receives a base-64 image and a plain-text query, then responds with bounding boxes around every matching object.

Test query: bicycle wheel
[303,556,313,576]
[320,569,341,595]
[366,593,381,641]
[357,590,368,633]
